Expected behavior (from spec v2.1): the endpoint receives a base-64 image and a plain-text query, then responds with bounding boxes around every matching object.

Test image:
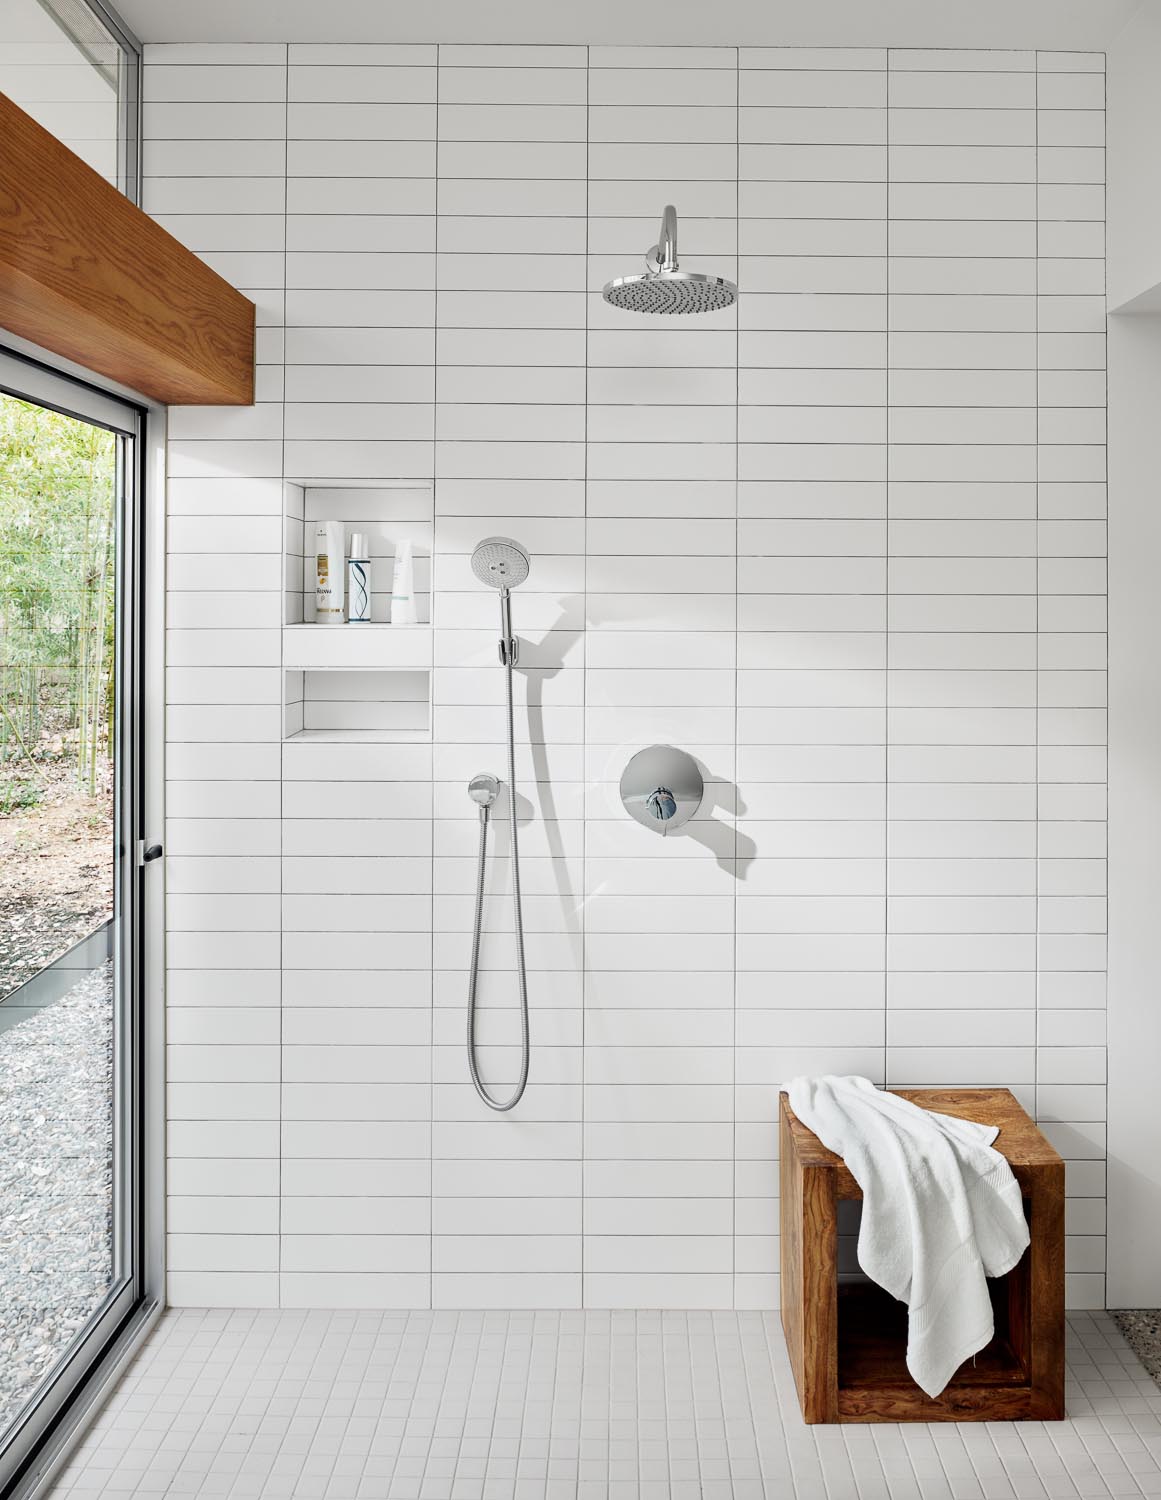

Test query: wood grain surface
[782,1086,1064,1196]
[0,91,254,405]
[778,1087,1066,1424]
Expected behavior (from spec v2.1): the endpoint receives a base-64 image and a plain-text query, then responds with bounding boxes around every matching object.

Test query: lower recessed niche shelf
[282,627,433,743]
[283,666,431,743]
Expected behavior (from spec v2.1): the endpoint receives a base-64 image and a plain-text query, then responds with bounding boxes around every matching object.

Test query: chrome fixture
[465,538,532,1112]
[471,535,529,668]
[468,771,500,810]
[620,745,705,835]
[602,204,738,315]
[647,788,679,822]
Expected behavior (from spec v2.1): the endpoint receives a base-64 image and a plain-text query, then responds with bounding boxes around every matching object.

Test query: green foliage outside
[0,392,117,803]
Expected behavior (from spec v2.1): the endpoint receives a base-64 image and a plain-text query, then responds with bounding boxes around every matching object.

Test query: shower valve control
[620,746,704,836]
[646,788,678,822]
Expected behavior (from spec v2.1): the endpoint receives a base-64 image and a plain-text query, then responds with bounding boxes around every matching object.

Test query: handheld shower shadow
[465,538,532,1113]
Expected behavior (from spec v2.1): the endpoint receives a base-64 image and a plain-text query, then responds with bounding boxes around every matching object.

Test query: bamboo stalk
[0,699,46,780]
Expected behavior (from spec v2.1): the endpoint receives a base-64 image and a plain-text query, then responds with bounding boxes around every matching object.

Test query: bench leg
[1028,1162,1066,1420]
[780,1101,838,1423]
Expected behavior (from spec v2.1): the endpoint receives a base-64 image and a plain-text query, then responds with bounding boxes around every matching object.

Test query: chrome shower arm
[604,200,735,314]
[647,203,679,273]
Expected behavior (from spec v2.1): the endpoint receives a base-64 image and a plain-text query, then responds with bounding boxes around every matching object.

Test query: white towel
[781,1074,1031,1399]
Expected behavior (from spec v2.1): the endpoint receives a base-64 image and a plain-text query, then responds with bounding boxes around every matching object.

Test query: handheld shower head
[602,204,737,316]
[471,536,530,591]
[472,536,529,668]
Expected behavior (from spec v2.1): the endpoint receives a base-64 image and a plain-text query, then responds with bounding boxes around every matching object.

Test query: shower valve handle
[646,787,678,821]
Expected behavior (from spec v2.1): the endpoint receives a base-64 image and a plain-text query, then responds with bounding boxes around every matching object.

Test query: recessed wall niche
[281,482,433,742]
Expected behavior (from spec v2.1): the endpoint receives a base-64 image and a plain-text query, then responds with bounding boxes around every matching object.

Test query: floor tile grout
[45,1307,1161,1500]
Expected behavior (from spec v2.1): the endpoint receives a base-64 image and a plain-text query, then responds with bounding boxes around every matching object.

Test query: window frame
[0,341,165,1500]
[15,0,143,203]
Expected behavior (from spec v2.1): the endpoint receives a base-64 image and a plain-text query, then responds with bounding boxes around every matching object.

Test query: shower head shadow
[602,204,737,316]
[471,536,530,592]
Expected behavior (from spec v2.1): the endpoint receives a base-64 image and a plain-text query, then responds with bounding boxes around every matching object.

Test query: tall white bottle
[314,521,345,625]
[391,540,417,625]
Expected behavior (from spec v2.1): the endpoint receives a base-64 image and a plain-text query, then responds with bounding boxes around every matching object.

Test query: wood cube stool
[779,1087,1065,1423]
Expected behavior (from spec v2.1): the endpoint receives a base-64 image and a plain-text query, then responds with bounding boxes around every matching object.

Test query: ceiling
[116,0,1146,49]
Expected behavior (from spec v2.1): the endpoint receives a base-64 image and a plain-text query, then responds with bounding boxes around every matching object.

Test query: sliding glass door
[0,348,145,1493]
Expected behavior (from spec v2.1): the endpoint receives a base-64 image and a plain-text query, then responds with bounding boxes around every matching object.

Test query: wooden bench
[779,1087,1065,1423]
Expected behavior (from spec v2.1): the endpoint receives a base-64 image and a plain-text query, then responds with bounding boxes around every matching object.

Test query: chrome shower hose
[466,634,530,1112]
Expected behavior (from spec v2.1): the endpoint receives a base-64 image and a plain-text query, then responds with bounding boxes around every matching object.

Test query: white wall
[1107,314,1161,1309]
[1106,1,1161,1309]
[147,42,1109,1312]
[1107,0,1161,311]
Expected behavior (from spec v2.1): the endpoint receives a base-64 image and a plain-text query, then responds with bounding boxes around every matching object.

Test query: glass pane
[0,391,121,1441]
[0,0,132,193]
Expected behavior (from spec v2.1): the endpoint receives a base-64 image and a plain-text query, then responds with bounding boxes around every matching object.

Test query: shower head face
[602,204,737,315]
[471,536,530,591]
[602,269,737,316]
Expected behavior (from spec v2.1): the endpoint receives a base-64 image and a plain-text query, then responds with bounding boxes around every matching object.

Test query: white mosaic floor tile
[46,1311,1161,1500]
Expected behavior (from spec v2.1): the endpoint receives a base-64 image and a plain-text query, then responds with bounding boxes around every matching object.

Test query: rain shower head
[471,536,530,591]
[602,204,737,315]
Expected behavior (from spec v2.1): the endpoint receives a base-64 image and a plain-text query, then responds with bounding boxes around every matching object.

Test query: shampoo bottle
[391,540,417,625]
[314,521,345,625]
[347,533,371,623]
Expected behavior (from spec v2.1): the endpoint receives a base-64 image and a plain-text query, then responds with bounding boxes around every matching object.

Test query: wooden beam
[0,91,254,406]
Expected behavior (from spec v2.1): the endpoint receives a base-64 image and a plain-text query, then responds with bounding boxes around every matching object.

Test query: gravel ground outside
[0,961,114,1437]
[0,766,113,998]
[1113,1310,1161,1389]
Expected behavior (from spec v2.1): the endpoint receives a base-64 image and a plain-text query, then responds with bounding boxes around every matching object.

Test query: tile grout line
[277,39,289,1309]
[1101,46,1109,1314]
[430,39,439,1314]
[1034,49,1041,1147]
[885,49,891,1096]
[581,41,589,1310]
[733,40,739,1311]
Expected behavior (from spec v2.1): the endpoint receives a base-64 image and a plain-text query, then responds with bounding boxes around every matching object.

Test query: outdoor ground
[0,960,114,1433]
[0,758,113,997]
[1114,1311,1161,1388]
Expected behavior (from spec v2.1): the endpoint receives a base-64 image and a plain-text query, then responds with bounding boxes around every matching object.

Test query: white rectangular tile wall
[149,43,1107,1312]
